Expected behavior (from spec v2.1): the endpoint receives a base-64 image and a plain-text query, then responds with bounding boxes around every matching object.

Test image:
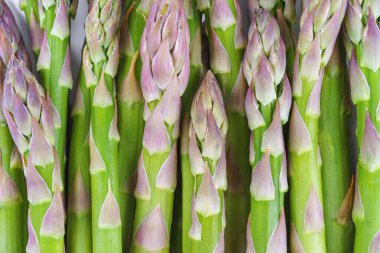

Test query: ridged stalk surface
[289,1,347,252]
[131,0,190,252]
[319,40,354,253]
[344,1,380,251]
[67,46,93,253]
[197,0,249,250]
[116,1,151,251]
[3,57,65,253]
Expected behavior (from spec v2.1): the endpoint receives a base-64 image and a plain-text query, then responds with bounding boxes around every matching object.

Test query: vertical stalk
[344,2,380,251]
[131,0,190,252]
[198,0,249,250]
[319,40,354,253]
[116,1,151,251]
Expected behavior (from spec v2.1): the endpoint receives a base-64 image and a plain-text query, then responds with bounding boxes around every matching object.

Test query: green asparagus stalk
[248,0,295,77]
[183,71,228,252]
[3,57,65,253]
[344,1,380,251]
[20,0,72,178]
[243,9,291,253]
[319,39,354,253]
[67,46,93,253]
[131,0,190,251]
[116,2,151,251]
[171,0,203,251]
[84,0,122,252]
[289,0,347,252]
[197,0,250,251]
[0,2,30,251]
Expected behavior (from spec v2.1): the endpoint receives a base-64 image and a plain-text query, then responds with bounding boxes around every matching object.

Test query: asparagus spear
[20,0,72,178]
[0,2,30,251]
[3,57,65,253]
[247,0,295,77]
[67,46,93,253]
[131,0,190,251]
[182,71,227,252]
[197,0,249,251]
[172,0,203,251]
[116,1,151,251]
[344,1,380,251]
[84,0,122,252]
[242,9,291,253]
[289,0,347,252]
[319,39,354,253]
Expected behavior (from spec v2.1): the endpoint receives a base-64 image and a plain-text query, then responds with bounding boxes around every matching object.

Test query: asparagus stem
[67,54,92,253]
[172,0,203,251]
[20,0,72,184]
[319,40,354,253]
[186,71,228,252]
[198,0,250,250]
[3,57,65,253]
[0,2,31,251]
[131,0,190,252]
[116,2,150,251]
[344,2,380,251]
[289,1,347,252]
[243,9,291,253]
[85,0,122,252]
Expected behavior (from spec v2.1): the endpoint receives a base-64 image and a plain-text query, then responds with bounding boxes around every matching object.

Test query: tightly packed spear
[243,8,291,253]
[289,0,348,252]
[196,0,250,250]
[0,1,30,251]
[131,0,190,252]
[20,0,73,180]
[84,0,122,252]
[3,57,65,253]
[182,71,228,253]
[345,1,380,252]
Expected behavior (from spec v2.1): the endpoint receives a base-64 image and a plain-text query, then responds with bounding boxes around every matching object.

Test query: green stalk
[131,0,190,252]
[186,71,228,253]
[20,0,73,179]
[85,0,122,252]
[243,9,290,253]
[180,115,193,253]
[3,58,65,253]
[344,2,380,251]
[319,40,354,253]
[116,2,150,251]
[198,0,249,251]
[172,0,202,251]
[67,49,92,253]
[289,1,347,252]
[0,2,31,251]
